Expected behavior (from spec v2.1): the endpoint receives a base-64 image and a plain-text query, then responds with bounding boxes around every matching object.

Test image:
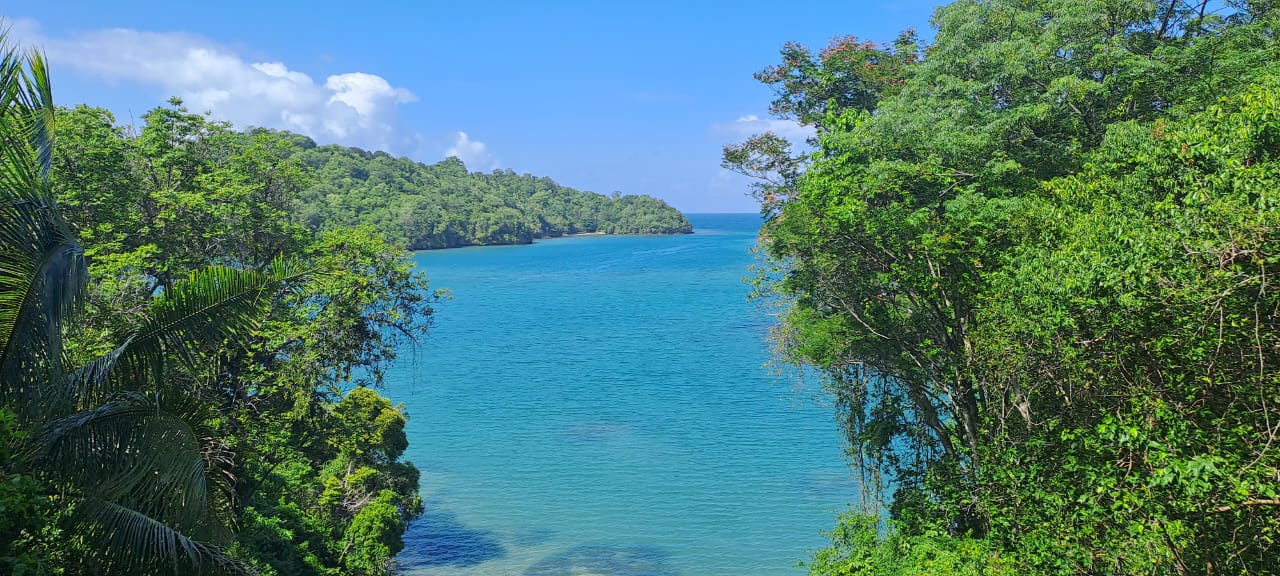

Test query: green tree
[291,146,692,250]
[736,1,1280,573]
[971,70,1280,574]
[0,32,307,574]
[2,24,444,576]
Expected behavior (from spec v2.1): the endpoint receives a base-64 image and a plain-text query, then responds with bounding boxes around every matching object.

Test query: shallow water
[384,213,856,575]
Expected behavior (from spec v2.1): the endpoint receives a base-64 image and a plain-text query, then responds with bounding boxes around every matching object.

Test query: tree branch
[1209,499,1280,514]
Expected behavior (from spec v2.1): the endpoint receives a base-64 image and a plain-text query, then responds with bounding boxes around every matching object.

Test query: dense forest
[289,142,693,249]
[726,0,1280,574]
[53,104,691,255]
[0,36,434,575]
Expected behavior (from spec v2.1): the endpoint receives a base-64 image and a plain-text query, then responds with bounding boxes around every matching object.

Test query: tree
[40,103,439,576]
[737,1,1280,573]
[291,145,691,250]
[972,71,1280,574]
[5,25,445,576]
[0,31,305,574]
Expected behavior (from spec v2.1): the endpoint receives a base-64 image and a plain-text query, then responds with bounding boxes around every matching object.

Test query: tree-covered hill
[284,137,692,249]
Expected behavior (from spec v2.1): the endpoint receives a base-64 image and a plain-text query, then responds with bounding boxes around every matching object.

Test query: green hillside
[285,136,693,249]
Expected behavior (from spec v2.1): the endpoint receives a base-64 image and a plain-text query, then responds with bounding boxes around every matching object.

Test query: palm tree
[0,30,300,574]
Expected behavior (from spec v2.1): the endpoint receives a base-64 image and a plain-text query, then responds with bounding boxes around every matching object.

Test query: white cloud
[326,72,416,115]
[445,131,499,172]
[713,114,815,143]
[12,19,419,153]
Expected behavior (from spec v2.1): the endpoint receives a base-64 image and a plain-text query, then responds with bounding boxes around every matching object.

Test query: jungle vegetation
[54,102,691,256]
[287,141,694,249]
[1,34,435,576]
[726,0,1280,574]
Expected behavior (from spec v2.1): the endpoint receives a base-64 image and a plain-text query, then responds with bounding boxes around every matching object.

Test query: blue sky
[10,1,941,213]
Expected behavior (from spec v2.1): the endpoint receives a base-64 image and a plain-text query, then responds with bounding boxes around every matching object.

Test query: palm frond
[0,26,55,183]
[62,337,136,408]
[20,46,55,177]
[59,260,309,408]
[0,28,258,576]
[0,215,85,411]
[74,497,249,576]
[40,392,239,550]
[0,24,80,415]
[125,259,309,373]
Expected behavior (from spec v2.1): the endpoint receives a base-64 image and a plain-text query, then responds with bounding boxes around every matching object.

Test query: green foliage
[231,386,421,576]
[0,408,50,575]
[331,387,409,464]
[291,143,692,249]
[49,105,142,258]
[756,31,919,128]
[739,1,1280,574]
[50,100,312,291]
[5,253,307,575]
[2,31,434,575]
[340,491,406,576]
[972,70,1280,574]
[0,30,284,575]
[804,512,1012,576]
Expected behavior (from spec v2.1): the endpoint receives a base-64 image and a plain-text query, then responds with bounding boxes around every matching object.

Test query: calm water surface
[384,213,856,576]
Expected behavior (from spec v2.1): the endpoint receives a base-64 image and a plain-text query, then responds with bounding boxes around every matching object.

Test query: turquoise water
[385,213,856,575]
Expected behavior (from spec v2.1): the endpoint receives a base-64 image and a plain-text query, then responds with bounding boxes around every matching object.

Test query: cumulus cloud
[713,114,815,143]
[445,131,499,172]
[12,19,420,153]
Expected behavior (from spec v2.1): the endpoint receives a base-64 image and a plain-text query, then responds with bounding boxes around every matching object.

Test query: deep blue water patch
[396,508,505,568]
[523,545,678,576]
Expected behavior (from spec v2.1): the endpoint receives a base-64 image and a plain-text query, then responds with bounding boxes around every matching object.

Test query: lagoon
[384,213,856,575]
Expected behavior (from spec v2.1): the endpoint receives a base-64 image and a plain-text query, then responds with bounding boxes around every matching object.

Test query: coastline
[410,229,694,252]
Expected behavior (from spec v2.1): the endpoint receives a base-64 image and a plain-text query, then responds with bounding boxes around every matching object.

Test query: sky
[8,1,942,213]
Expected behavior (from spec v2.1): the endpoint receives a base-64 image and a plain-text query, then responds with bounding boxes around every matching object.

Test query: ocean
[384,213,857,575]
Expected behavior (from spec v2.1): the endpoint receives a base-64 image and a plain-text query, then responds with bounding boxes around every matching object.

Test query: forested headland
[727,0,1280,574]
[290,142,693,249]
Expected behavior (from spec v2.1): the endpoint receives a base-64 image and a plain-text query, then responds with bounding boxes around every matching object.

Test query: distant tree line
[277,134,692,249]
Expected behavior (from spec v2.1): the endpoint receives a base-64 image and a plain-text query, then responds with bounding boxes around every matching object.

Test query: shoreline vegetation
[412,229,697,254]
[550,230,608,237]
[280,134,695,250]
[729,1,1280,574]
[1,51,435,574]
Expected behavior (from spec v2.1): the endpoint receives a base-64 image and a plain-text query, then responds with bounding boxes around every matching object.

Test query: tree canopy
[729,1,1280,574]
[279,132,692,249]
[2,39,436,576]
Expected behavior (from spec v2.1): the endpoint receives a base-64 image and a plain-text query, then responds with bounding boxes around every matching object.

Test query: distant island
[267,131,693,250]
